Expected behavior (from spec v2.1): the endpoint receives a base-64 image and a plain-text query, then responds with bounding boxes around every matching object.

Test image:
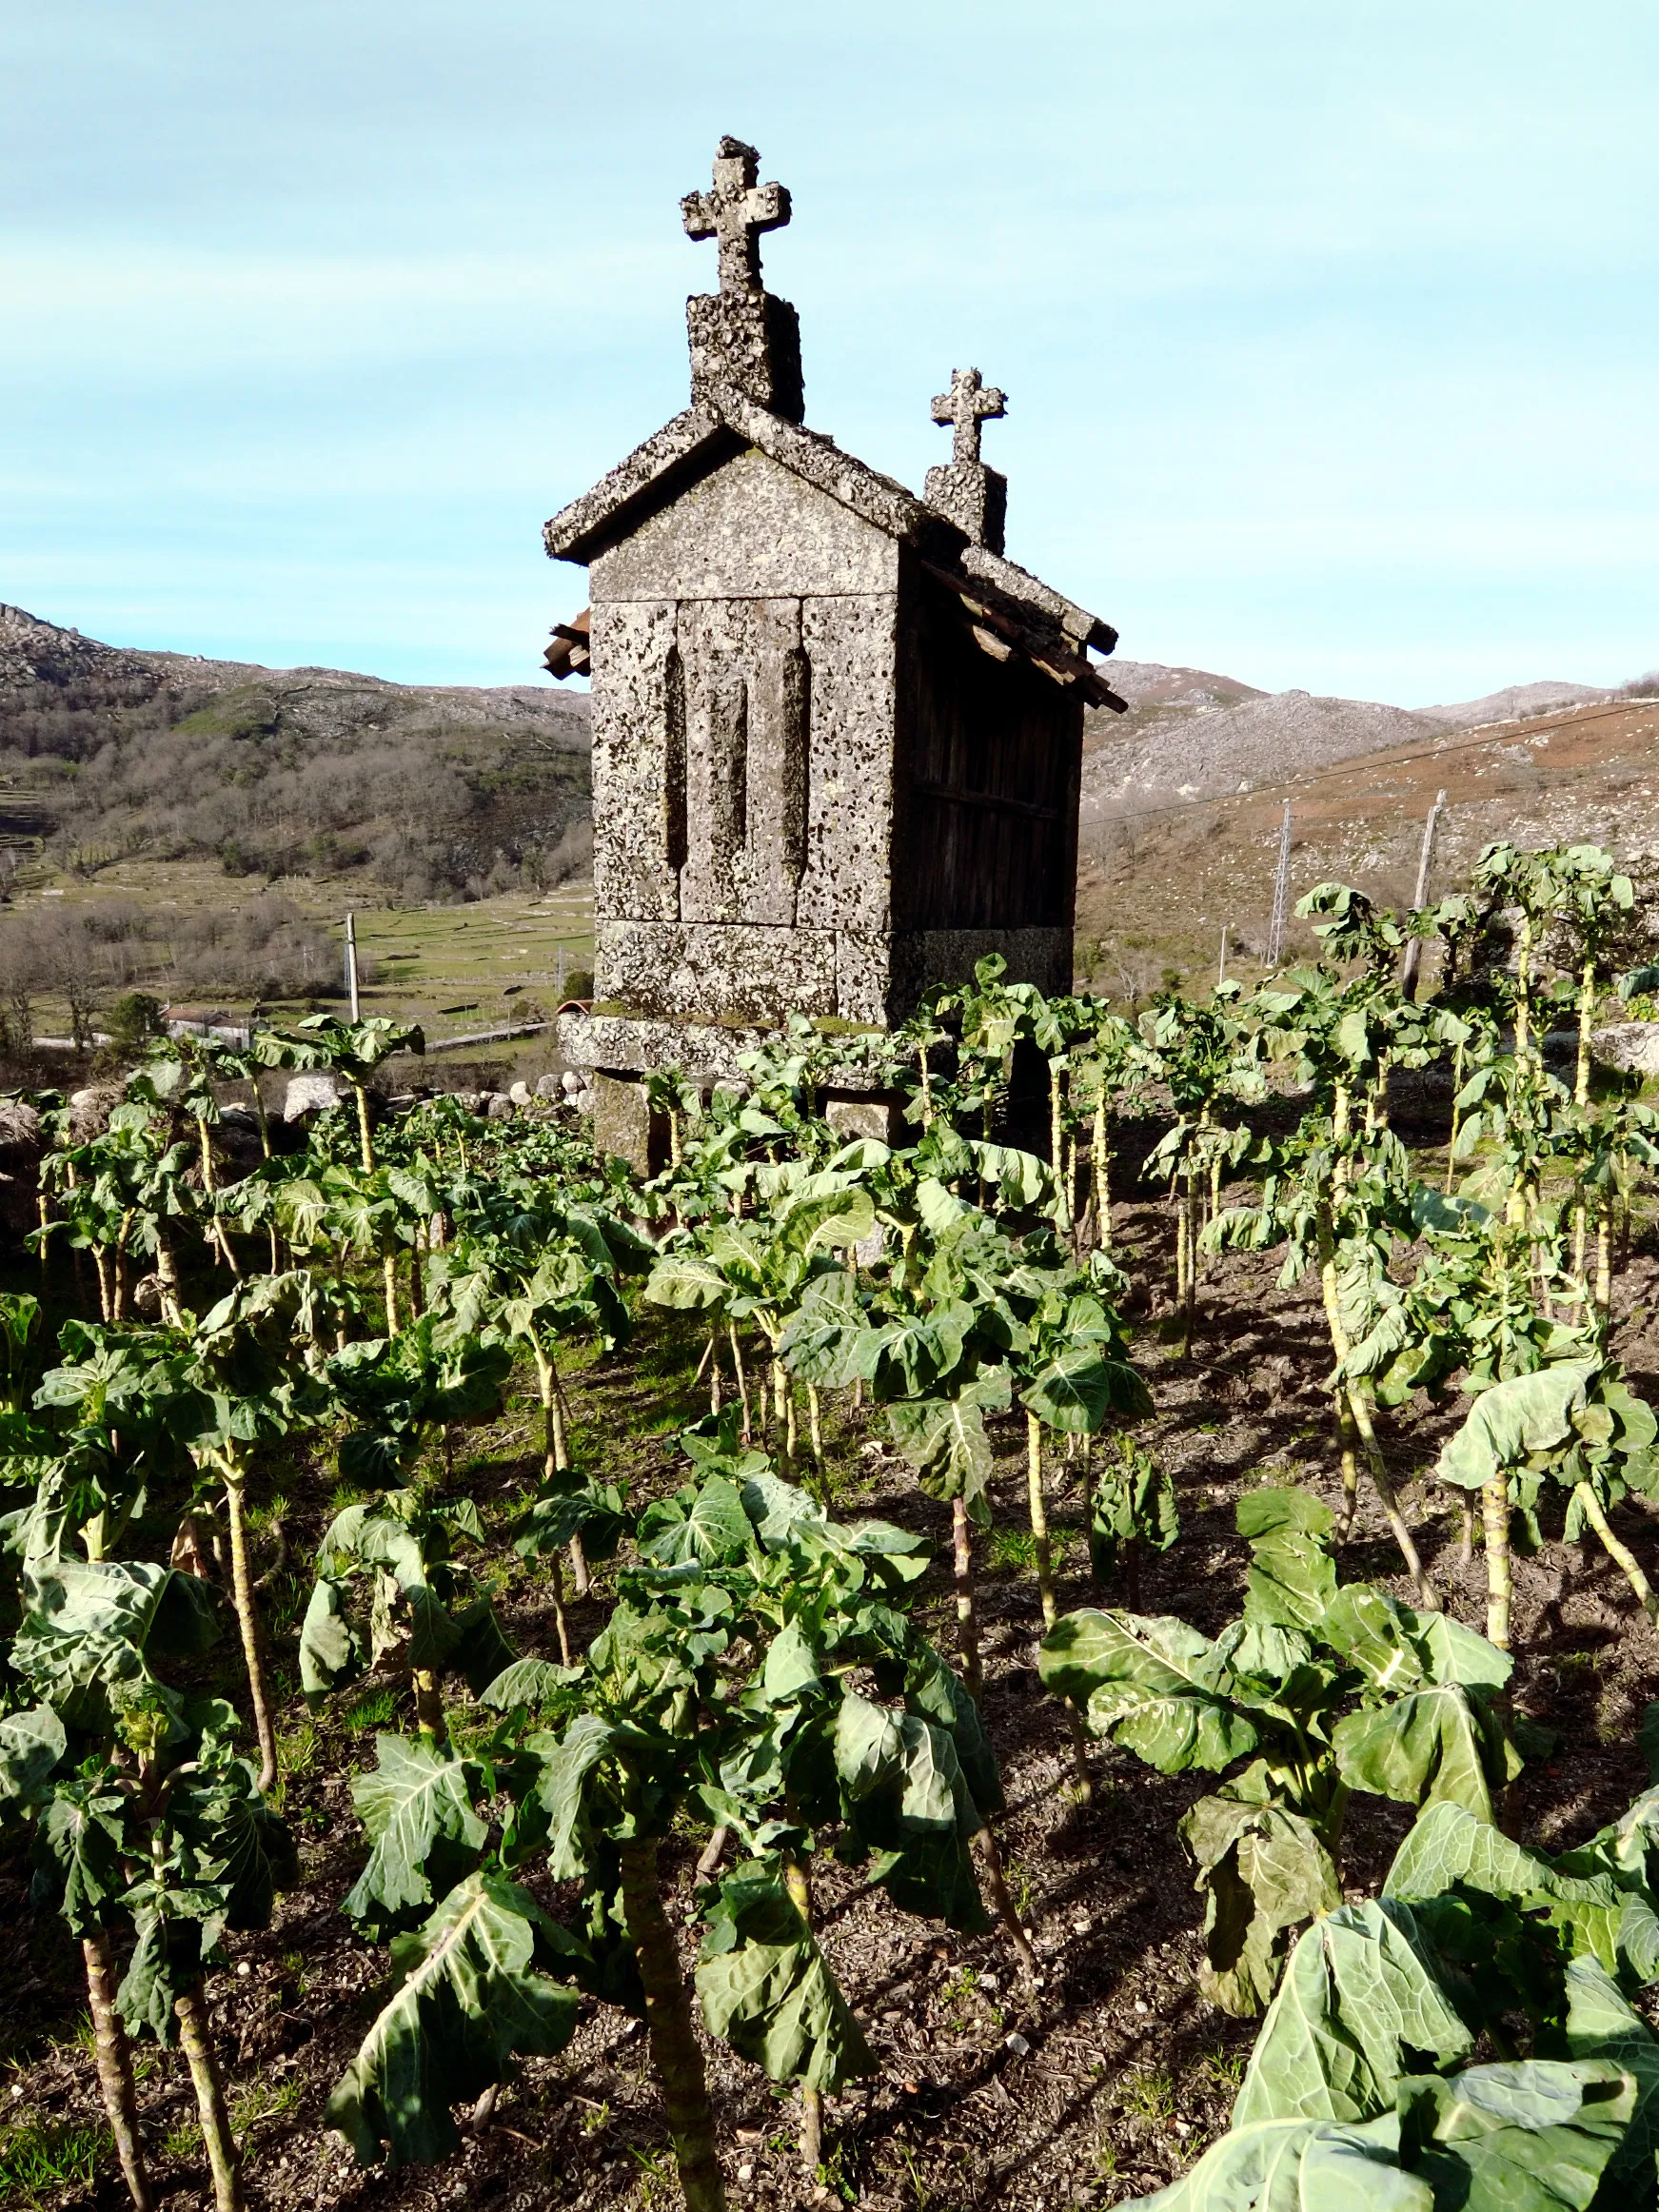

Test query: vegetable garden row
[7,839,1659,2211]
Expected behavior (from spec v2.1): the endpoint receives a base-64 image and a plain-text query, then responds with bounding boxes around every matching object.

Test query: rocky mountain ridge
[1081,658,1638,819]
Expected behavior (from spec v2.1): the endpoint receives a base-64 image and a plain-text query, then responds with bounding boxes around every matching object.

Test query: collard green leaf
[1181,1791,1342,2017]
[1132,2056,1639,2212]
[342,1735,486,1935]
[326,1871,581,2167]
[1386,1805,1627,1978]
[479,1658,580,1713]
[833,1692,986,1929]
[902,1639,1003,1817]
[299,1575,365,1699]
[1232,1899,1473,2129]
[1333,1685,1511,1825]
[1237,1490,1336,1631]
[0,1704,66,1811]
[117,1890,220,2044]
[1119,2110,1430,2211]
[695,1863,875,2092]
[532,1712,618,1883]
[777,1271,864,1387]
[643,1250,731,1312]
[761,1619,823,1705]
[1019,1350,1150,1433]
[1437,1362,1599,1491]
[174,1767,296,1929]
[1560,1957,1659,2212]
[637,1475,754,1568]
[1399,2059,1634,2212]
[1039,1610,1261,1774]
[32,1776,128,1935]
[884,1367,1011,1514]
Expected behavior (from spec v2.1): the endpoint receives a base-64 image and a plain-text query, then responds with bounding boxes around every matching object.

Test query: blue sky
[3,1,1655,704]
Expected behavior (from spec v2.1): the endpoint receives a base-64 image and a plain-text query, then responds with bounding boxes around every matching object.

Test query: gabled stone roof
[543,383,1120,700]
[543,385,946,564]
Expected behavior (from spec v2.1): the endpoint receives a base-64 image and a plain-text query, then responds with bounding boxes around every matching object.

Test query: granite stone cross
[681,136,792,297]
[931,366,1007,467]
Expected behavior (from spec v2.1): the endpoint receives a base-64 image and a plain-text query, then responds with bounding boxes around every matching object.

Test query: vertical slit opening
[781,643,810,905]
[663,643,687,879]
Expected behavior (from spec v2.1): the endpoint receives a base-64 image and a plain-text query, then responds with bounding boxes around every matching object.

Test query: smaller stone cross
[931,366,1007,467]
[681,137,792,297]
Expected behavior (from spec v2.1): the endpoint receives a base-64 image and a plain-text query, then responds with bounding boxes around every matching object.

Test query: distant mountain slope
[0,605,590,901]
[1416,679,1622,728]
[1083,684,1432,815]
[1076,691,1659,997]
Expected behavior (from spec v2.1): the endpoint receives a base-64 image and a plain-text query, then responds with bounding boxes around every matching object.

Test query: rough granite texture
[544,138,1121,1163]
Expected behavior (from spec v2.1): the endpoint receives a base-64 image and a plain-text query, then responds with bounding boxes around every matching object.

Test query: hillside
[1076,689,1659,996]
[0,604,592,903]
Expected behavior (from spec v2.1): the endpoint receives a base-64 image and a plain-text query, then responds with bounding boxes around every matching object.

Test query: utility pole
[1398,789,1448,1001]
[1267,800,1293,967]
[345,912,361,1021]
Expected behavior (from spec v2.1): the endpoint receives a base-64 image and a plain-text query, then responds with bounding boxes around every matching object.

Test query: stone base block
[824,1092,907,1145]
[591,1071,665,1175]
[559,1011,892,1092]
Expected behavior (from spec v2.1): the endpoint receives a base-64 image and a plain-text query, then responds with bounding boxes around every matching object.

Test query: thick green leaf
[1020,1350,1150,1433]
[533,1712,618,1883]
[833,1693,986,1930]
[342,1736,486,1934]
[643,1251,732,1312]
[1181,1792,1342,2017]
[777,1271,864,1387]
[884,1367,1011,1513]
[33,1778,128,1935]
[760,1619,823,1705]
[1237,1490,1336,1632]
[902,1639,1003,1817]
[1400,2060,1634,2212]
[1039,1610,1261,1774]
[0,1705,66,1811]
[479,1658,579,1712]
[1386,1805,1627,1978]
[1437,1362,1599,1491]
[637,1475,754,1568]
[117,1888,221,2043]
[1123,2110,1431,2210]
[1129,2058,1638,2212]
[1233,1900,1473,2128]
[299,1576,365,1699]
[1560,1958,1659,2211]
[326,1871,580,2167]
[696,1863,874,2092]
[1333,1685,1510,1824]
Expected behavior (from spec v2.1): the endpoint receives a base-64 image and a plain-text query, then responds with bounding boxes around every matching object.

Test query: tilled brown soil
[8,1197,1659,2212]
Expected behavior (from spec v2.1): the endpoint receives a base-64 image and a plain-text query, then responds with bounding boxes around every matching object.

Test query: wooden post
[345,912,361,1021]
[1398,790,1447,1000]
[1216,924,1229,989]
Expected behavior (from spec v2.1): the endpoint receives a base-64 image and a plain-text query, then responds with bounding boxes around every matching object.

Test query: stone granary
[545,136,1125,1166]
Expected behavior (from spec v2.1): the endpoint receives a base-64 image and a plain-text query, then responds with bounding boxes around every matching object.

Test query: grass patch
[343,1687,399,1732]
[1121,2064,1176,2122]
[162,2117,204,2163]
[231,2075,304,2135]
[0,2116,110,2201]
[987,1528,1037,1572]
